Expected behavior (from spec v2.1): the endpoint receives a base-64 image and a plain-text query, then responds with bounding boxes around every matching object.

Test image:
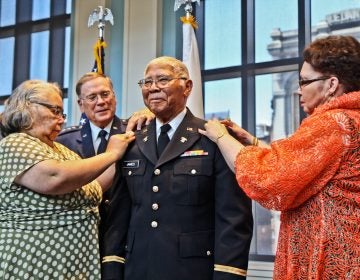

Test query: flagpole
[175,0,204,118]
[88,6,114,75]
[79,6,114,125]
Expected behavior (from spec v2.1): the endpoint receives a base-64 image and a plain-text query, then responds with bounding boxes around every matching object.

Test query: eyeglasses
[31,101,67,119]
[80,91,113,103]
[138,77,187,89]
[298,76,331,89]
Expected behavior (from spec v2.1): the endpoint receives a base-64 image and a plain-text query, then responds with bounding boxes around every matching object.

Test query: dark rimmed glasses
[138,77,187,89]
[31,101,67,119]
[298,76,331,89]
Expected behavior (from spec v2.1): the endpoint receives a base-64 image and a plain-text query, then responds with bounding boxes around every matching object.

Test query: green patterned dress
[0,133,103,279]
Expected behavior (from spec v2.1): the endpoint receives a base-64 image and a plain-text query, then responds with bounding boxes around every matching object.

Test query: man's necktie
[157,124,171,157]
[97,130,108,154]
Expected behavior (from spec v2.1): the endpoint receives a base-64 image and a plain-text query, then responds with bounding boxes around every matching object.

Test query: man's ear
[77,99,85,112]
[184,79,193,97]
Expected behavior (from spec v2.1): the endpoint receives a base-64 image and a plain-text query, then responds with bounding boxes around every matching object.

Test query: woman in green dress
[0,80,135,279]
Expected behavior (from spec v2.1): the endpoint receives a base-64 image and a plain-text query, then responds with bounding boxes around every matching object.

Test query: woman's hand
[106,131,135,159]
[198,119,229,143]
[220,119,254,146]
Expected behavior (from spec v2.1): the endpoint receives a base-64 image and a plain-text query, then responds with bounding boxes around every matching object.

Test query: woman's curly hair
[303,35,360,93]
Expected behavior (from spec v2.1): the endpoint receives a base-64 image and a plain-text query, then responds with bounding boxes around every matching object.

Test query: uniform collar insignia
[143,136,148,142]
[180,137,187,143]
[79,117,87,126]
[186,127,193,131]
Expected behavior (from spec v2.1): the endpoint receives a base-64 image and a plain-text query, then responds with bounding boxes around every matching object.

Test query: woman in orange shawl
[199,35,360,279]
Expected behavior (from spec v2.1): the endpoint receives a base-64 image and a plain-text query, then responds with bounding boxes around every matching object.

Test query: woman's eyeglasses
[298,76,331,89]
[31,101,67,119]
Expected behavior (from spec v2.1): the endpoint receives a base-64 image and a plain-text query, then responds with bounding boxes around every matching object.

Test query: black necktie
[157,124,171,157]
[97,130,108,154]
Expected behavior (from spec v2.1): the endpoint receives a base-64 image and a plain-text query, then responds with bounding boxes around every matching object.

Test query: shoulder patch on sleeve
[58,125,82,136]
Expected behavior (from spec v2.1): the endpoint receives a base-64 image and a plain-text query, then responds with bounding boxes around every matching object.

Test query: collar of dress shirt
[90,120,113,144]
[156,108,186,140]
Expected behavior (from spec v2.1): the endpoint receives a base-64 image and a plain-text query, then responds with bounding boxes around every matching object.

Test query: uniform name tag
[123,160,140,168]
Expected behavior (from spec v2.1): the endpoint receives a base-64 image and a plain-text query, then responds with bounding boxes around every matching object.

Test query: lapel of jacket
[81,121,96,158]
[136,121,158,165]
[156,110,201,167]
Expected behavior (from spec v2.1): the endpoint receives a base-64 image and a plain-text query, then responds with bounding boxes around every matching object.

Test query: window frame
[0,0,71,104]
[192,0,312,261]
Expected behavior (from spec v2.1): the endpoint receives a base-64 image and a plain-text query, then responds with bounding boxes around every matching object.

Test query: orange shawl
[235,91,360,279]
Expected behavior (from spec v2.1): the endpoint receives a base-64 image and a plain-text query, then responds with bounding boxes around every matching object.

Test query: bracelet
[252,136,259,146]
[216,131,225,142]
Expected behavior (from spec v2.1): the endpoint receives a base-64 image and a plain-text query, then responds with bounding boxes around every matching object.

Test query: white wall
[119,0,163,117]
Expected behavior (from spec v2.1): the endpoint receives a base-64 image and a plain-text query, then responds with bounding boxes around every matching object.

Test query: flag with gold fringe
[88,6,114,75]
[92,37,107,74]
[177,0,204,118]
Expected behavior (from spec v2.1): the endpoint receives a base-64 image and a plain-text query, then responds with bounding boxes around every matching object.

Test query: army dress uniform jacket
[101,110,253,280]
[55,115,128,255]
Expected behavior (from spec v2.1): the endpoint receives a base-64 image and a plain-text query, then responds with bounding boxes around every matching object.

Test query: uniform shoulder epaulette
[58,125,82,136]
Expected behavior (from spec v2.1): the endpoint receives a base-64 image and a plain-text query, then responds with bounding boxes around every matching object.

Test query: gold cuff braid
[102,256,125,264]
[214,264,247,276]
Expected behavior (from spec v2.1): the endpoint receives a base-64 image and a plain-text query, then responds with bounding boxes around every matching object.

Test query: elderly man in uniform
[101,57,253,280]
[56,72,153,255]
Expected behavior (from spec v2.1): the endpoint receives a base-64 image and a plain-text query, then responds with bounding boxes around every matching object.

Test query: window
[0,0,72,113]
[194,0,360,262]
